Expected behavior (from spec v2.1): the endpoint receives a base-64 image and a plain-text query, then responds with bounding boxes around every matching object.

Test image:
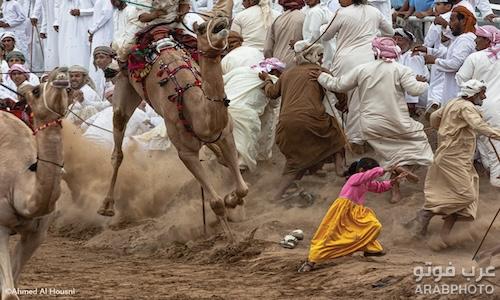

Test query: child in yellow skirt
[298,157,408,272]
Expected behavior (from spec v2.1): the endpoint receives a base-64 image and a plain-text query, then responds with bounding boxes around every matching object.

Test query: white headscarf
[69,65,97,92]
[458,79,486,97]
[294,40,324,65]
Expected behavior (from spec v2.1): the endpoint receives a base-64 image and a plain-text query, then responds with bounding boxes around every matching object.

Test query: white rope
[206,18,228,51]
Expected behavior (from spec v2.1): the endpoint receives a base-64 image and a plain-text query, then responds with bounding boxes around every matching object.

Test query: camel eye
[32,86,41,97]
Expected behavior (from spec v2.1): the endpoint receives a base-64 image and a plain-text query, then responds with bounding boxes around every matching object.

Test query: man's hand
[289,39,297,49]
[258,71,270,81]
[88,31,93,43]
[31,18,38,26]
[412,45,427,56]
[415,12,426,19]
[72,90,84,103]
[434,15,448,27]
[397,11,412,19]
[309,69,322,81]
[70,9,80,16]
[0,21,10,28]
[424,54,436,64]
[40,32,47,39]
[484,13,498,23]
[416,75,427,82]
[53,25,59,32]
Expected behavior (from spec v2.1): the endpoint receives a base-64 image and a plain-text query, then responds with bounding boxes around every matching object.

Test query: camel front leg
[11,218,49,285]
[166,122,234,241]
[98,74,141,217]
[0,228,18,300]
[214,123,248,209]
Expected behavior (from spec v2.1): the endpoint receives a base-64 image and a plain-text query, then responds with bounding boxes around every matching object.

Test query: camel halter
[32,82,67,135]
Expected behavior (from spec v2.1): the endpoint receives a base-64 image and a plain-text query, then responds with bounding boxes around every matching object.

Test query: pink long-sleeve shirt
[338,167,393,205]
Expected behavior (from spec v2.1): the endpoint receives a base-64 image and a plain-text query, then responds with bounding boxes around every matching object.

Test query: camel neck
[198,55,225,101]
[18,126,63,219]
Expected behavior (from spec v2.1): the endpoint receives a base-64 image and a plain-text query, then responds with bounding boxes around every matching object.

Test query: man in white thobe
[302,0,335,69]
[315,37,433,203]
[231,0,278,51]
[36,0,59,70]
[394,28,429,116]
[423,6,476,106]
[456,25,500,188]
[88,0,114,55]
[55,0,94,69]
[0,0,28,57]
[29,0,46,73]
[111,0,135,53]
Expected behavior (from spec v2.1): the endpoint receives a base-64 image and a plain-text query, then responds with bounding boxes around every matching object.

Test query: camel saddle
[128,22,199,82]
[0,98,33,129]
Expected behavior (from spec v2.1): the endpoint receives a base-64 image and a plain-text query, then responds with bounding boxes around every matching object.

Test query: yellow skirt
[308,197,383,263]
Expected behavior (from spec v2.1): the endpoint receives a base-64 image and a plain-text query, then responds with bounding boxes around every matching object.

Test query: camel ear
[17,84,38,106]
[193,21,199,33]
[194,22,207,35]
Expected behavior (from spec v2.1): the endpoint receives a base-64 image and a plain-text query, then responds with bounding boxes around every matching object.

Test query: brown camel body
[0,69,69,300]
[98,17,248,238]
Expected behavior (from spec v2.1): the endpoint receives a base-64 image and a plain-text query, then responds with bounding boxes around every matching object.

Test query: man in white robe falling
[37,0,59,70]
[394,28,429,117]
[222,32,282,171]
[231,0,278,51]
[67,65,108,125]
[302,0,335,69]
[0,0,28,57]
[55,0,94,69]
[457,25,500,188]
[422,6,476,106]
[314,37,433,203]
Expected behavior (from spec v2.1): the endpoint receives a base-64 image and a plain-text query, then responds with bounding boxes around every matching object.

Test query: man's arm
[461,105,500,139]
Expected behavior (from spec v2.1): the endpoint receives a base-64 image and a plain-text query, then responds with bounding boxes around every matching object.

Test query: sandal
[363,250,386,257]
[297,261,315,273]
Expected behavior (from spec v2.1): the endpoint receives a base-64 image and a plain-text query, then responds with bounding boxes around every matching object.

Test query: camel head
[193,16,230,57]
[19,67,69,126]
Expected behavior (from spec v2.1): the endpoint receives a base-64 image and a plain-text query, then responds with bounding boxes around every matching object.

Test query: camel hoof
[97,208,115,217]
[210,198,226,217]
[224,192,244,209]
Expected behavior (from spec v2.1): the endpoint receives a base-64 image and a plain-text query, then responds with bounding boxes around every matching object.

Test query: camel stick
[489,137,500,179]
[201,186,207,235]
[34,25,45,59]
[30,25,34,70]
[472,207,500,261]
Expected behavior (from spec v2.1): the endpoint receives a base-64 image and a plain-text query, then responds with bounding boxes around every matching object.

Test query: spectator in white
[2,63,38,101]
[67,65,108,124]
[394,28,429,117]
[423,6,476,106]
[320,0,394,147]
[55,0,94,69]
[413,0,452,117]
[432,0,497,31]
[193,0,215,12]
[324,0,341,12]
[88,0,114,62]
[82,95,150,149]
[91,46,116,99]
[456,25,500,188]
[35,0,59,70]
[263,0,305,67]
[302,0,335,69]
[26,0,44,73]
[2,52,40,100]
[0,0,27,57]
[111,0,134,53]
[231,0,278,51]
[1,32,21,56]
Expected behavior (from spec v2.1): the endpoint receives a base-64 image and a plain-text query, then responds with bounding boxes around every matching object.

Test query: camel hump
[0,111,37,172]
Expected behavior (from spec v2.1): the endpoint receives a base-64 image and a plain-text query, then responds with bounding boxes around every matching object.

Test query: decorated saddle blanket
[0,98,33,129]
[128,23,199,82]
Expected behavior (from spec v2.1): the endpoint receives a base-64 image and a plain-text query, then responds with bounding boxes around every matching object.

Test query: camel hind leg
[0,227,18,300]
[215,123,248,209]
[98,74,141,217]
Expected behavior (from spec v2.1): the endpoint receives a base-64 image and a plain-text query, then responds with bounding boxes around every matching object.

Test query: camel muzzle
[52,80,70,89]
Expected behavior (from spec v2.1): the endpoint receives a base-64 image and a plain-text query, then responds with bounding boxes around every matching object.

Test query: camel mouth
[212,19,228,34]
[52,80,70,88]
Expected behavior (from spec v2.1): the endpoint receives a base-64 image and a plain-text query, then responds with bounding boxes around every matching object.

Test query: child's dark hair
[343,157,380,178]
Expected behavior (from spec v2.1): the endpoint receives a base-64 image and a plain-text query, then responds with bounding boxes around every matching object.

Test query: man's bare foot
[298,261,315,272]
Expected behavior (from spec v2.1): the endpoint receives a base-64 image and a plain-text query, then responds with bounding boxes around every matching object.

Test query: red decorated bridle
[32,118,63,135]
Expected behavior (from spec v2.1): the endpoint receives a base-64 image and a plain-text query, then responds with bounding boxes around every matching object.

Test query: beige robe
[263,9,304,68]
[423,99,500,220]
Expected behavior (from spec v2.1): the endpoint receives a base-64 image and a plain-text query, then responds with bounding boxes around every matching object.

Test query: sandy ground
[10,124,500,299]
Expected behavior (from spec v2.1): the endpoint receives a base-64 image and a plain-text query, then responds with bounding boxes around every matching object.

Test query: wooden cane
[200,186,207,235]
[30,25,34,70]
[472,207,500,261]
